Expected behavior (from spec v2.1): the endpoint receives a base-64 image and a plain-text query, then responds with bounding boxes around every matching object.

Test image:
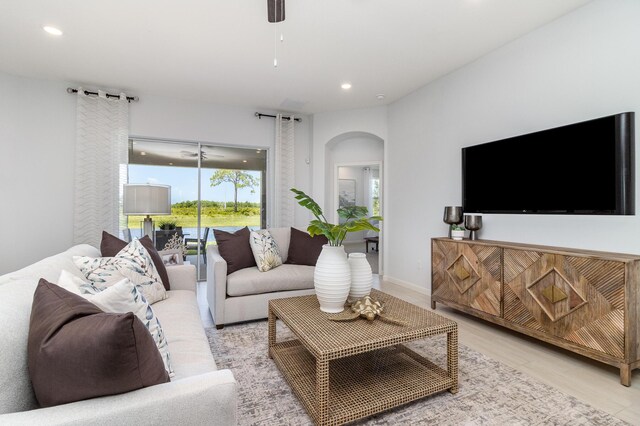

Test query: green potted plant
[451,224,465,240]
[290,188,382,246]
[291,188,382,313]
[158,221,177,230]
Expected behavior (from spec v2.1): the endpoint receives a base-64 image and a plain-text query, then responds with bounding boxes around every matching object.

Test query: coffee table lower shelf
[270,339,456,425]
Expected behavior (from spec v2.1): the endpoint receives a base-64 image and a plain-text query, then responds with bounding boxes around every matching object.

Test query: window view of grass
[127,201,260,229]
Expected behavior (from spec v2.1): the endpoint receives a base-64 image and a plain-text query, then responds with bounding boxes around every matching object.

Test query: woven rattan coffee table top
[269,288,457,361]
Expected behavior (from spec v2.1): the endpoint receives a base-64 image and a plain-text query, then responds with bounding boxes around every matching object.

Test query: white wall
[0,79,313,275]
[386,0,640,292]
[0,72,76,274]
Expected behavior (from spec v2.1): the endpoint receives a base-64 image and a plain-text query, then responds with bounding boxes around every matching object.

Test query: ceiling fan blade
[267,0,285,23]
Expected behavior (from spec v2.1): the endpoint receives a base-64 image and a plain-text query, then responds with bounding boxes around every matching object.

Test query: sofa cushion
[0,244,100,414]
[213,227,256,275]
[249,230,283,272]
[101,231,171,291]
[151,290,218,381]
[0,244,100,287]
[28,279,169,408]
[267,227,291,262]
[285,227,328,266]
[57,270,174,377]
[0,278,39,414]
[74,238,167,304]
[226,264,315,297]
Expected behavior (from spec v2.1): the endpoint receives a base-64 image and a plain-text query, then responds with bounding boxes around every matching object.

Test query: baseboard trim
[383,275,430,296]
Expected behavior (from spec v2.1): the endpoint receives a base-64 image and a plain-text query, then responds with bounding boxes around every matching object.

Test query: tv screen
[462,112,635,215]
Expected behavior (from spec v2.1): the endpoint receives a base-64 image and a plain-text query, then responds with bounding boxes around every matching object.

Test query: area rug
[206,321,627,425]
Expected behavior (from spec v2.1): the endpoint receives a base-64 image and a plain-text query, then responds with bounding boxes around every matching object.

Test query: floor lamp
[123,184,171,242]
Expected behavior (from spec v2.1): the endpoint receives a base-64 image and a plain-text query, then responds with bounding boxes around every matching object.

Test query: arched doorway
[325,131,384,275]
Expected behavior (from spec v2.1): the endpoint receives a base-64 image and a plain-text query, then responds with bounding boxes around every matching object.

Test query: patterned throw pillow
[74,238,167,304]
[57,270,174,377]
[249,230,283,272]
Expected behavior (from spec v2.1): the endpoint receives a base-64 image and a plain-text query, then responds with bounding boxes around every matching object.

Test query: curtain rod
[255,112,301,122]
[66,87,139,102]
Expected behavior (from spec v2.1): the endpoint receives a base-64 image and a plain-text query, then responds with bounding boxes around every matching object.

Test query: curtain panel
[274,114,295,227]
[73,89,129,247]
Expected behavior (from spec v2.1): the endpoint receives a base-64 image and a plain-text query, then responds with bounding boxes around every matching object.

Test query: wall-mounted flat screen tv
[462,112,635,215]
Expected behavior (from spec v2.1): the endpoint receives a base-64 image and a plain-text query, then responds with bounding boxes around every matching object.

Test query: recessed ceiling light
[242,160,248,163]
[140,151,147,156]
[341,82,352,90]
[43,26,63,36]
[376,94,385,100]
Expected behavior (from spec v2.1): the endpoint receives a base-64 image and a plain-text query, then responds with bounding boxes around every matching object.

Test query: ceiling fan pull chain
[273,22,278,68]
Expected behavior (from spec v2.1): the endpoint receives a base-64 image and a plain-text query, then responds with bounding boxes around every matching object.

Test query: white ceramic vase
[348,253,372,301]
[314,244,351,313]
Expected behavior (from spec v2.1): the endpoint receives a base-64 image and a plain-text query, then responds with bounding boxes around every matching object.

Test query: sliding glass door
[126,138,267,281]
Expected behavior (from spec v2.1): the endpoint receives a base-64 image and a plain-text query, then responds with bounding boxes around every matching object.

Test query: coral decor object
[328,296,407,325]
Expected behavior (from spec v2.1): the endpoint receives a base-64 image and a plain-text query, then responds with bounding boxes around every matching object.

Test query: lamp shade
[123,184,171,215]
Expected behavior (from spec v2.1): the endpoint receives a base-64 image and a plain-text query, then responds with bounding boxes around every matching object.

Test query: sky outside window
[129,165,261,204]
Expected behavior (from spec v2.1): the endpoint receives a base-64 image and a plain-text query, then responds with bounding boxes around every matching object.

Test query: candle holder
[464,215,483,240]
[443,206,463,238]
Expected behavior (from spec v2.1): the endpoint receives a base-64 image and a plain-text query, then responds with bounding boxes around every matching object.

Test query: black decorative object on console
[443,206,463,238]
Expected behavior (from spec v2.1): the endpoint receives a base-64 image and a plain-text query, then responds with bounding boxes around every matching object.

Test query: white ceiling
[0,0,592,114]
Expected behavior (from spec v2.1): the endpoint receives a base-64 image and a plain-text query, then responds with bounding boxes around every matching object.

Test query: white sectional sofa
[207,227,316,328]
[0,244,237,425]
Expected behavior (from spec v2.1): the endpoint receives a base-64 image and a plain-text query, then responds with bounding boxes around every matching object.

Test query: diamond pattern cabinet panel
[432,240,500,317]
[504,249,622,355]
[431,238,640,386]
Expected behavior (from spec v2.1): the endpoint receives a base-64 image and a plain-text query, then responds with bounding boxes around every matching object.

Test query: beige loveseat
[207,227,316,328]
[0,244,237,425]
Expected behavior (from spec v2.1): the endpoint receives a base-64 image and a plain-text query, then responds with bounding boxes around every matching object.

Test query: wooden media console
[431,237,640,386]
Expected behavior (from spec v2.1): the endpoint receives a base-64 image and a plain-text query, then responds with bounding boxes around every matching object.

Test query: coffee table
[268,289,458,425]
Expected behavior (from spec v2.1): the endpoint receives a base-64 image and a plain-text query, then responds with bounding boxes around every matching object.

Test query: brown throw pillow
[28,279,169,407]
[100,231,171,291]
[285,227,328,266]
[213,227,256,275]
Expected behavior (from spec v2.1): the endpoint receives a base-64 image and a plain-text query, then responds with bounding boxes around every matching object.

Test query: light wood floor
[196,278,640,424]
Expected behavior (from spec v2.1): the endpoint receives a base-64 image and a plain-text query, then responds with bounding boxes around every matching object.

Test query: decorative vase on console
[348,252,372,301]
[464,214,483,240]
[443,206,463,238]
[291,188,382,313]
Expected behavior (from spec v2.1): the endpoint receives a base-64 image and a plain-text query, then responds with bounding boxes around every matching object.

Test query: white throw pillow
[57,270,174,377]
[249,230,283,272]
[74,238,167,304]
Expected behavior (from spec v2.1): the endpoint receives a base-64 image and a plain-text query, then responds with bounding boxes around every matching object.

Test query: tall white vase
[314,245,351,313]
[348,253,373,300]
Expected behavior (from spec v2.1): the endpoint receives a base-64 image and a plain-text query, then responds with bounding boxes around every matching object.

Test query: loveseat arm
[166,263,197,292]
[0,370,237,426]
[206,246,228,327]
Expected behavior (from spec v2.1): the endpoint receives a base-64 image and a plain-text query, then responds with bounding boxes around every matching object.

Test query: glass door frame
[128,136,271,281]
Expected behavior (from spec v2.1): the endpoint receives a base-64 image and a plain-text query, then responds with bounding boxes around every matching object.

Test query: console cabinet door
[432,240,501,317]
[503,248,625,359]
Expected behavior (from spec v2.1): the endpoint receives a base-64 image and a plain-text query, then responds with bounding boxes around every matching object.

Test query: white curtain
[274,114,295,227]
[73,88,129,247]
